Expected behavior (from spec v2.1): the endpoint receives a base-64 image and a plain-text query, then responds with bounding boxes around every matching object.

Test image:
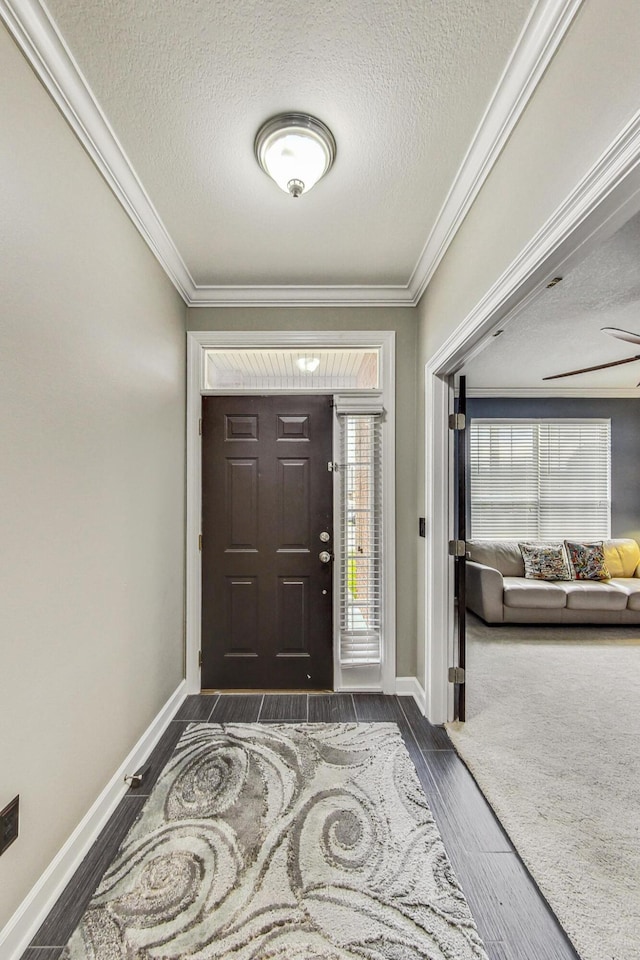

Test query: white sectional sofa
[466,538,640,624]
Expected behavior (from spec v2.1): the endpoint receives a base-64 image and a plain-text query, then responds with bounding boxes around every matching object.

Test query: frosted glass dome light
[255,114,336,198]
[297,357,320,372]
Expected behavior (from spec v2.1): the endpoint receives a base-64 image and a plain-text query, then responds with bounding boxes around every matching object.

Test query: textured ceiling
[462,210,640,391]
[44,0,534,287]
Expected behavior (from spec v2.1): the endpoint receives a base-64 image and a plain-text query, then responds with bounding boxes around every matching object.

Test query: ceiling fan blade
[543,354,640,380]
[601,326,640,345]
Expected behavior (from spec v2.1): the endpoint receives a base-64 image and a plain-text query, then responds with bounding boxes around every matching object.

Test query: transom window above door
[204,348,379,390]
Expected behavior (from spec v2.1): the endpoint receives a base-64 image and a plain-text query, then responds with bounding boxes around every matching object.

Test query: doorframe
[423,109,640,724]
[186,329,396,694]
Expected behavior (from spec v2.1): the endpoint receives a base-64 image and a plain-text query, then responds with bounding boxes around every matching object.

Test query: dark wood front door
[201,395,334,690]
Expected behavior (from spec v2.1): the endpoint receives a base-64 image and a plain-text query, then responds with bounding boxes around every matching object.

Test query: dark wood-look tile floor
[22,695,579,960]
[20,950,64,960]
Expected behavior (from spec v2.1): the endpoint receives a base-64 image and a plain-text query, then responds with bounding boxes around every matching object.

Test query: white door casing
[186,330,396,695]
[422,110,640,724]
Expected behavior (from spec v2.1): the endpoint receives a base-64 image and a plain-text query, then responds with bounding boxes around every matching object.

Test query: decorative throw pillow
[518,542,571,580]
[565,541,611,580]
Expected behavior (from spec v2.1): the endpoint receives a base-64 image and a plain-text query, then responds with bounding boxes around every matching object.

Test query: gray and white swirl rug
[62,723,487,959]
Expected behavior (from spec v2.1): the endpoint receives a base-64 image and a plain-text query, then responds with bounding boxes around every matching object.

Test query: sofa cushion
[604,539,640,578]
[503,578,567,609]
[608,578,640,610]
[519,542,571,580]
[565,541,610,580]
[563,581,628,610]
[467,541,524,576]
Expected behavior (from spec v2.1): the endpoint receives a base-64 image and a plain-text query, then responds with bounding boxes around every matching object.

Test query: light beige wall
[187,307,418,676]
[415,0,640,679]
[0,25,186,929]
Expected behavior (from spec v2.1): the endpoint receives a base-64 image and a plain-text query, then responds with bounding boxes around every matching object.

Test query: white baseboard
[395,676,427,714]
[1,680,187,960]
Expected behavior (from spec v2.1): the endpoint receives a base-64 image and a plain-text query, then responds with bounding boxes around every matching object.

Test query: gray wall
[187,306,418,676]
[467,398,640,540]
[0,24,186,930]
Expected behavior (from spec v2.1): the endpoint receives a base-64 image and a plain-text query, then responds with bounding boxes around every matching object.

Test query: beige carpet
[447,616,640,960]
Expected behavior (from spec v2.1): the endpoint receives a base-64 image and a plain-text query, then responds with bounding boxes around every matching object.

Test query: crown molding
[187,283,413,307]
[466,388,640,398]
[407,0,585,304]
[188,0,584,307]
[430,107,640,376]
[0,0,196,301]
[2,0,582,308]
[187,329,396,349]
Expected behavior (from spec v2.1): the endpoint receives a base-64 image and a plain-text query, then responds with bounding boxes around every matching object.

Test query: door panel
[454,375,467,721]
[225,459,258,550]
[225,577,259,655]
[277,414,309,440]
[202,395,333,690]
[225,415,259,440]
[277,577,309,654]
[277,459,310,549]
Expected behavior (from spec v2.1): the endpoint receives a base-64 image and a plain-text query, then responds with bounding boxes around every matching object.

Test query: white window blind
[470,419,611,540]
[338,414,383,665]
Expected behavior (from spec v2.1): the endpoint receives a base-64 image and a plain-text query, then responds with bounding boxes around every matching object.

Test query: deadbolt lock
[319,551,333,563]
[319,531,331,542]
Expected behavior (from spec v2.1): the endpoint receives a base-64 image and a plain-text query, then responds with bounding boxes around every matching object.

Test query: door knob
[319,551,333,563]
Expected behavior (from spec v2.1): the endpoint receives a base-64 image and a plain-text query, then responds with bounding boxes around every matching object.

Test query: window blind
[338,414,383,665]
[470,419,611,540]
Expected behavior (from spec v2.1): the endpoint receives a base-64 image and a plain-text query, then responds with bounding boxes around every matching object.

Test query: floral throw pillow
[518,542,571,580]
[565,541,611,580]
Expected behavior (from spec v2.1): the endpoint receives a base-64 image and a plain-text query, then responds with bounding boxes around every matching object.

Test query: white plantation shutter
[470,419,611,540]
[338,414,383,665]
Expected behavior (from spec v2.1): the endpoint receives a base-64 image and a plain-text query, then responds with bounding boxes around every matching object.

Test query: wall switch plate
[0,796,19,855]
[419,517,426,538]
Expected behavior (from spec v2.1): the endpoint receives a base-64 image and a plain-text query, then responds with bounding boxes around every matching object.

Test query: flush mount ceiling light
[255,113,336,198]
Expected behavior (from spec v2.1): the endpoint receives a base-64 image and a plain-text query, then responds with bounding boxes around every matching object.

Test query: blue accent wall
[467,398,640,539]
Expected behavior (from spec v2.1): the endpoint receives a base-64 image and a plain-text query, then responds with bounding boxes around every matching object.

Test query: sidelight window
[338,414,383,665]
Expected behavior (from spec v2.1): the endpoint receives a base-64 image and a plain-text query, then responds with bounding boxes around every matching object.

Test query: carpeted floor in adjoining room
[447,614,640,960]
[61,722,489,959]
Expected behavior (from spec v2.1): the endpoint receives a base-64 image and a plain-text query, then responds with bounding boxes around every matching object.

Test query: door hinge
[328,461,339,472]
[448,666,465,684]
[198,534,202,551]
[448,412,466,430]
[198,650,202,668]
[198,418,202,436]
[448,539,466,557]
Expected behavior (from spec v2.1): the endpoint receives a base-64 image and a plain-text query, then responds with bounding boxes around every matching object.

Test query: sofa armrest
[466,560,505,623]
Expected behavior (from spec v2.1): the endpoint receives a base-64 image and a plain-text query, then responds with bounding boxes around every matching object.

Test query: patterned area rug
[62,723,487,959]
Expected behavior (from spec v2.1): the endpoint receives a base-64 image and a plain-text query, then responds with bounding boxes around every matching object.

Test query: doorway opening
[423,119,640,725]
[426,199,640,960]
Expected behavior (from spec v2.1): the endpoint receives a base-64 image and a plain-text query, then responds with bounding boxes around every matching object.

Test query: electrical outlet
[0,796,19,856]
